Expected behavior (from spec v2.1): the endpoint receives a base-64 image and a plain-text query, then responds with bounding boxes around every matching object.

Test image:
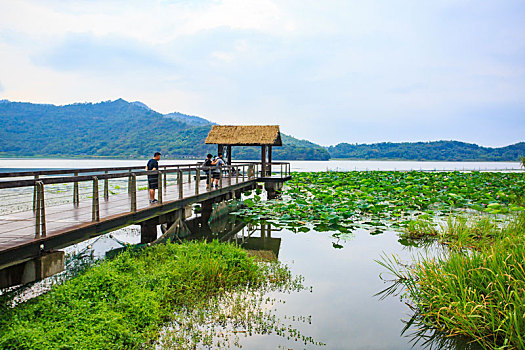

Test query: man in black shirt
[203,153,213,189]
[146,152,161,203]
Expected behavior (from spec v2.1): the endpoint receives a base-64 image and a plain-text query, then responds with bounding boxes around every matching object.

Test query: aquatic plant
[401,213,524,250]
[378,213,525,349]
[236,171,525,234]
[0,241,307,349]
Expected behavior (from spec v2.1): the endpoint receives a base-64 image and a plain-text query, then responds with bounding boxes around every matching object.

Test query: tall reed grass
[381,213,525,349]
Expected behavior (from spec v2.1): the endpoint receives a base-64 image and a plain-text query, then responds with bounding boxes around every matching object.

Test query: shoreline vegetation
[380,213,525,349]
[0,241,314,349]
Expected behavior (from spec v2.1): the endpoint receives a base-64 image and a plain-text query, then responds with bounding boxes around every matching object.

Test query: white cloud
[0,0,523,146]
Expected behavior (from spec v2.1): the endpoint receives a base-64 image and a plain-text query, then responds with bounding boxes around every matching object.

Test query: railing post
[219,167,223,188]
[130,174,137,212]
[158,171,163,204]
[195,167,200,195]
[104,170,109,201]
[35,181,45,237]
[243,165,245,181]
[280,163,283,178]
[39,182,46,236]
[128,169,132,194]
[162,167,167,190]
[32,175,39,211]
[73,172,79,205]
[178,170,183,199]
[188,166,191,183]
[207,170,212,191]
[92,176,100,222]
[236,165,239,183]
[228,166,232,186]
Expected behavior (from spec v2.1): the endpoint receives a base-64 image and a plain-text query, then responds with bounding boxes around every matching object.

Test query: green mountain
[163,111,216,127]
[328,141,525,161]
[1,98,522,161]
[0,99,330,160]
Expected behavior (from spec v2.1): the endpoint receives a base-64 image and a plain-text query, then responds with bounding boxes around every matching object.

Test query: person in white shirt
[211,153,225,188]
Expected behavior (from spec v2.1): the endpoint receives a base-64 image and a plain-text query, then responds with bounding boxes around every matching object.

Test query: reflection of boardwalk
[0,162,291,270]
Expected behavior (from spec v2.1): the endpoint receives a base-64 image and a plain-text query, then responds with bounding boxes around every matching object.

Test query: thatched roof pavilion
[205,125,282,176]
[205,125,282,146]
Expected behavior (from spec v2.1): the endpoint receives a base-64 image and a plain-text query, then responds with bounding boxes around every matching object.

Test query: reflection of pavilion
[182,214,282,261]
[240,224,281,261]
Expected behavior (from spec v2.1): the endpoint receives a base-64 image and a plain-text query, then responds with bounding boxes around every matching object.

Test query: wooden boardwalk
[0,162,291,270]
[0,181,216,251]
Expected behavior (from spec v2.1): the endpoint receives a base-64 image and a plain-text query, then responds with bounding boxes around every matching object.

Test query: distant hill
[164,111,215,127]
[0,99,329,160]
[327,141,525,161]
[130,101,152,110]
[0,98,522,161]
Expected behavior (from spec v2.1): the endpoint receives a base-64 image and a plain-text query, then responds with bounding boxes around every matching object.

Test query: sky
[0,0,524,147]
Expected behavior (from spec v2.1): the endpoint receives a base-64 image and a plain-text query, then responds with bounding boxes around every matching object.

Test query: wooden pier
[0,162,291,287]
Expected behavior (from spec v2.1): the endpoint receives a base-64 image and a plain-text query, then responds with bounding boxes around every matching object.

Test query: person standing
[146,152,161,203]
[211,153,225,188]
[203,153,213,189]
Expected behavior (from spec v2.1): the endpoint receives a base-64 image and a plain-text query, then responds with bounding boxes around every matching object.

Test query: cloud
[33,33,173,73]
[0,80,3,92]
[0,0,524,147]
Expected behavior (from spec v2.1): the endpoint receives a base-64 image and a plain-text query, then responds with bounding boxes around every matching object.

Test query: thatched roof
[205,125,282,146]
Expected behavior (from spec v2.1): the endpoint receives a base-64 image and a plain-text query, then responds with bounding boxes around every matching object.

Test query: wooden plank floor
[0,177,246,252]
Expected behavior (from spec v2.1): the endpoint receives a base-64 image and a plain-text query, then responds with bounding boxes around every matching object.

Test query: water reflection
[1,204,487,349]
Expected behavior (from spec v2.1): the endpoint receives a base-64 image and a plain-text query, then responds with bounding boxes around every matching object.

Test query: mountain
[130,101,152,110]
[0,99,329,160]
[164,111,215,127]
[1,98,522,161]
[327,141,525,161]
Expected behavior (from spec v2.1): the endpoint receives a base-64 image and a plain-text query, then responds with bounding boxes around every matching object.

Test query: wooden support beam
[130,174,137,212]
[227,145,232,165]
[92,177,99,222]
[158,171,163,204]
[261,145,267,178]
[73,172,79,205]
[268,146,272,176]
[104,170,109,201]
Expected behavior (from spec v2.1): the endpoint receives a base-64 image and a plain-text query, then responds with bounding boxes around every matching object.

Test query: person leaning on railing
[211,153,225,189]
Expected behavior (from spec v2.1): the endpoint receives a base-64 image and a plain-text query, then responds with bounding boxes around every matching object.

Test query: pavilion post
[261,145,267,178]
[218,144,224,157]
[268,146,272,176]
[227,145,232,165]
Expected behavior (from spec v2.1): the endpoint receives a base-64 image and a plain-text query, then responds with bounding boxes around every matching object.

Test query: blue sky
[0,0,523,147]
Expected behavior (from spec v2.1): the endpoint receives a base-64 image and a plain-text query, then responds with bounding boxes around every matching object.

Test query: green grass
[0,241,286,349]
[379,213,525,349]
[401,213,524,250]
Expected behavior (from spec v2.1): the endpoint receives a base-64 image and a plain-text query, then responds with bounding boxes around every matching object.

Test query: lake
[0,158,517,348]
[0,158,521,172]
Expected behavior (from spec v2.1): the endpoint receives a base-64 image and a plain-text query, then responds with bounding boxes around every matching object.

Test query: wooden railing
[0,162,291,239]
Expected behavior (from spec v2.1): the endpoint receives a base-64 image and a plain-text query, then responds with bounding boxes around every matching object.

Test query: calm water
[0,158,521,173]
[5,215,478,349]
[0,158,499,348]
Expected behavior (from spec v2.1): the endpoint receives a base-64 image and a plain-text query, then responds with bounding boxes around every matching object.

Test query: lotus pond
[236,171,525,234]
[233,170,525,349]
